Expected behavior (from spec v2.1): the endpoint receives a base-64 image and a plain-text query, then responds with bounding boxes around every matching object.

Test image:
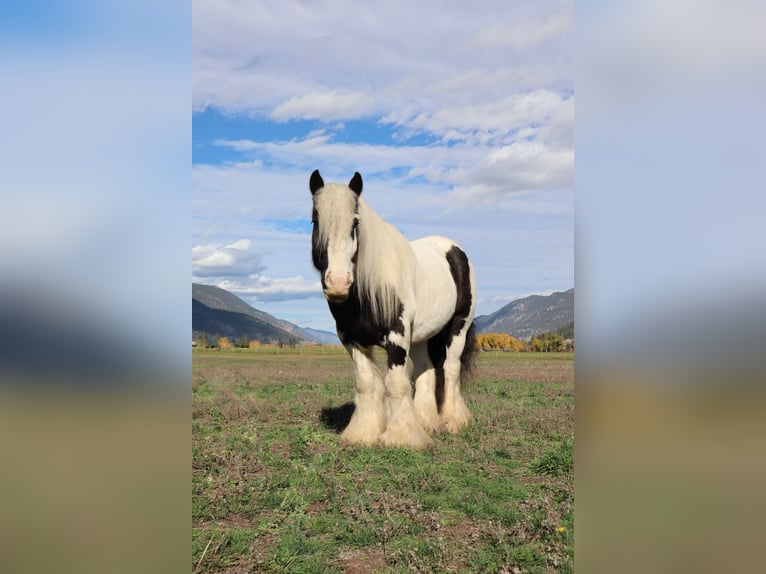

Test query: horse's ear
[349,172,363,196]
[310,170,324,195]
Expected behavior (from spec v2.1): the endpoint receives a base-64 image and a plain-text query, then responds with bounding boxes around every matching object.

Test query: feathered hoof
[438,409,472,434]
[339,427,382,447]
[380,422,434,450]
[339,414,384,446]
[414,408,439,435]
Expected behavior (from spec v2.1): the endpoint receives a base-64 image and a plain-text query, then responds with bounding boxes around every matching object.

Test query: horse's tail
[460,321,477,381]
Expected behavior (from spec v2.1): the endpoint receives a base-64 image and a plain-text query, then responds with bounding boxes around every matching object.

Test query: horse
[309,170,476,449]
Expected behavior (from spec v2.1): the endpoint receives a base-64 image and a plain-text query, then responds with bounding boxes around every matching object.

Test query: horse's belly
[410,238,458,343]
[411,296,456,342]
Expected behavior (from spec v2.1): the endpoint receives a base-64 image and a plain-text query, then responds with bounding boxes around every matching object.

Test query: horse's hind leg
[340,346,386,446]
[411,342,439,434]
[439,244,475,433]
[439,325,472,434]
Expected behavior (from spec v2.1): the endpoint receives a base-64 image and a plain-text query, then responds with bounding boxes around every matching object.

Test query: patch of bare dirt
[332,548,388,574]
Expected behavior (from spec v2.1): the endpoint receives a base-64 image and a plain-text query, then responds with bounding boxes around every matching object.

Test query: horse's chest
[333,307,385,347]
[329,292,404,348]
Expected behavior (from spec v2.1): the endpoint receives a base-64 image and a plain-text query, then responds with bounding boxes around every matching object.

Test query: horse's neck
[359,199,407,242]
[355,199,414,323]
[358,199,409,257]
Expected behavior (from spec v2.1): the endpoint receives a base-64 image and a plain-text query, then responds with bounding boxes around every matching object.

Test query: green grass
[529,437,574,478]
[193,348,573,573]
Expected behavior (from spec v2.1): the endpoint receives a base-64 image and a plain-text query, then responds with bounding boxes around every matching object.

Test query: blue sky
[193,0,574,334]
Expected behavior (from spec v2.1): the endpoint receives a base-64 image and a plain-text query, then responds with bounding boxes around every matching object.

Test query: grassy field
[192,348,573,573]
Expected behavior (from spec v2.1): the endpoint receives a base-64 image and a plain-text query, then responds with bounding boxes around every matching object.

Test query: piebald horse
[310,170,476,449]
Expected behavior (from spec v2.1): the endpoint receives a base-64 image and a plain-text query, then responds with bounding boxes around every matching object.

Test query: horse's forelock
[313,183,359,247]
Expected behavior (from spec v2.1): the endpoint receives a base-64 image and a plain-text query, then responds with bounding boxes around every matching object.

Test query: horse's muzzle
[324,288,350,303]
[324,270,352,302]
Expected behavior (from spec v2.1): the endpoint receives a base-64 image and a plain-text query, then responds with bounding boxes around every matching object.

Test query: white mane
[355,198,415,325]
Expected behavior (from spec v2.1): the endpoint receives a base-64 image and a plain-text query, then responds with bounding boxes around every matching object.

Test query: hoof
[339,410,384,446]
[414,406,439,435]
[438,407,472,434]
[380,423,434,450]
[339,429,381,447]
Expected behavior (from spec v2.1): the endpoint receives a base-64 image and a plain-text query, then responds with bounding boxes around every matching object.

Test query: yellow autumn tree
[218,336,232,348]
[475,333,489,350]
[530,332,565,352]
[476,333,521,351]
[506,335,522,352]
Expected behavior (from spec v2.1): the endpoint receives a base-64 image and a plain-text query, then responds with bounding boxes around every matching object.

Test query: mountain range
[193,283,573,346]
[474,288,574,340]
[192,283,339,345]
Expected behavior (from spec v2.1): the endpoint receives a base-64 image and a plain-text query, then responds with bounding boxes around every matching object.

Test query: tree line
[193,321,575,353]
[194,332,300,349]
[476,321,573,352]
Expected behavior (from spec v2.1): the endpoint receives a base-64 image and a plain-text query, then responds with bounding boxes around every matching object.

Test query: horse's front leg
[340,346,386,446]
[380,329,433,449]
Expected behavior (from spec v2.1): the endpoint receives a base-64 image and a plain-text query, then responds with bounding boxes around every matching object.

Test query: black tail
[460,322,477,380]
[429,332,447,413]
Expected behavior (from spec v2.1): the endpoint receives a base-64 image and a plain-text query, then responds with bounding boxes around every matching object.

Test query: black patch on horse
[311,222,328,278]
[427,328,448,412]
[385,342,407,369]
[445,245,472,347]
[329,287,404,350]
[427,245,474,412]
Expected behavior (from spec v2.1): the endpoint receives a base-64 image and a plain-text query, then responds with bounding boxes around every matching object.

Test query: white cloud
[271,90,375,121]
[449,140,574,202]
[382,90,570,144]
[211,139,260,152]
[401,66,570,109]
[204,132,571,207]
[217,275,321,302]
[472,10,572,50]
[211,135,449,178]
[192,239,265,277]
[193,162,311,223]
[538,96,574,150]
[192,0,574,122]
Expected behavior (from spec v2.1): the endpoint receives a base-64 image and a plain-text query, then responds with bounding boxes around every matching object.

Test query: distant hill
[297,326,341,346]
[192,283,338,345]
[474,288,574,340]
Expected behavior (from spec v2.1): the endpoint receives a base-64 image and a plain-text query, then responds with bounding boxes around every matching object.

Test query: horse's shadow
[320,402,355,433]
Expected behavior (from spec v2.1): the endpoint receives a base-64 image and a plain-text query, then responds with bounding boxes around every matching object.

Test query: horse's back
[410,236,473,279]
[409,236,473,343]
